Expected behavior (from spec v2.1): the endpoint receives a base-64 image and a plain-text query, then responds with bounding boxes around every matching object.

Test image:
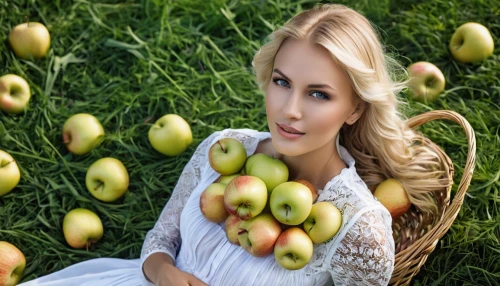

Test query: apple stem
[94,181,104,192]
[86,241,90,252]
[0,160,13,168]
[25,15,29,26]
[217,141,226,153]
[285,205,291,217]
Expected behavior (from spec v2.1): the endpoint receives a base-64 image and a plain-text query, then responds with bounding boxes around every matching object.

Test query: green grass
[0,0,499,285]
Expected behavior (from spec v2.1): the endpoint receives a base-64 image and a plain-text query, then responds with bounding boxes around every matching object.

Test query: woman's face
[265,38,359,157]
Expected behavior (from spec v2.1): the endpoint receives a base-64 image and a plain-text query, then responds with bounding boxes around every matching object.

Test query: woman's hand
[143,252,207,286]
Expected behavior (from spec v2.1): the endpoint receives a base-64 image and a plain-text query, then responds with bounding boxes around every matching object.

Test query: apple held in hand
[0,241,26,286]
[148,114,192,156]
[449,22,494,63]
[0,150,21,197]
[224,175,267,220]
[200,183,229,223]
[373,178,411,219]
[225,214,243,245]
[245,153,289,194]
[9,22,51,60]
[303,202,342,244]
[63,208,104,249]
[270,181,313,225]
[86,157,129,202]
[274,227,313,270]
[62,113,105,155]
[209,138,247,175]
[0,74,31,114]
[238,213,282,257]
[407,62,445,103]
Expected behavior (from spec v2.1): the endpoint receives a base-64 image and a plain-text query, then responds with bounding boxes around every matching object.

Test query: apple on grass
[237,213,282,257]
[9,22,51,60]
[449,22,494,63]
[0,150,21,197]
[63,208,104,250]
[407,62,445,103]
[148,114,192,157]
[62,113,105,155]
[303,201,342,244]
[85,157,129,202]
[209,138,247,176]
[0,241,25,286]
[373,178,411,219]
[245,153,289,194]
[0,74,31,114]
[270,181,313,225]
[274,227,313,270]
[200,183,229,223]
[224,175,268,220]
[225,214,243,245]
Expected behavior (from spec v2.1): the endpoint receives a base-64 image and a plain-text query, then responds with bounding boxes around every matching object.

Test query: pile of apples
[0,21,195,285]
[200,138,343,270]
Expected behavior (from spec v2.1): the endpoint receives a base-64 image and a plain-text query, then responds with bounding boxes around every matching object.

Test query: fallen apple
[449,22,494,63]
[85,157,129,202]
[225,214,243,245]
[209,138,247,175]
[224,175,267,220]
[373,178,411,219]
[62,113,105,155]
[245,153,289,194]
[270,181,313,225]
[0,150,21,197]
[0,241,26,286]
[303,201,342,244]
[0,74,31,114]
[274,227,313,270]
[8,22,51,60]
[63,208,104,249]
[407,62,445,103]
[148,114,192,156]
[238,213,282,257]
[200,183,229,223]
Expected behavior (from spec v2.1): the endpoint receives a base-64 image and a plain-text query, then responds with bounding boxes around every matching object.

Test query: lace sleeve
[140,131,220,265]
[329,209,395,286]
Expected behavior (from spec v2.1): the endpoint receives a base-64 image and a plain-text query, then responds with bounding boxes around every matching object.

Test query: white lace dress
[20,128,395,286]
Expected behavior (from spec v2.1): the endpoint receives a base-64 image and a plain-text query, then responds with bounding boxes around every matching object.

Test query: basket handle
[406,110,476,234]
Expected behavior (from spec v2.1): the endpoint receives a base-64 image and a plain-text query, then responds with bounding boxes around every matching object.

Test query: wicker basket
[389,110,476,285]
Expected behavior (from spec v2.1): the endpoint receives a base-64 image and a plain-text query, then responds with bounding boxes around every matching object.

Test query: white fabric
[20,128,394,286]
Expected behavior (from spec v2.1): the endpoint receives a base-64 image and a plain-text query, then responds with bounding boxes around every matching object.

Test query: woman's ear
[346,101,367,125]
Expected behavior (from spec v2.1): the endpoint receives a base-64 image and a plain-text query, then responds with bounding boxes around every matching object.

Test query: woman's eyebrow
[273,68,335,91]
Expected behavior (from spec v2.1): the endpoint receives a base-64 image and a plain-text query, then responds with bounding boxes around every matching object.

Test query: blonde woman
[20,4,449,286]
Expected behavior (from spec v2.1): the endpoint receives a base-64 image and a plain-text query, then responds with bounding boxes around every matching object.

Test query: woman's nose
[281,91,302,120]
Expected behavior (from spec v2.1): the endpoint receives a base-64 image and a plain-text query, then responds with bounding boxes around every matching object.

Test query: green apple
[303,201,342,244]
[62,113,105,155]
[407,62,445,103]
[245,153,289,194]
[200,183,229,223]
[0,241,26,286]
[0,74,31,114]
[208,138,247,175]
[274,227,313,270]
[63,208,104,249]
[237,213,282,257]
[216,174,241,185]
[85,157,129,202]
[225,214,243,245]
[270,181,313,225]
[449,22,494,63]
[9,22,51,60]
[224,175,267,220]
[373,178,411,219]
[148,114,192,156]
[0,150,21,197]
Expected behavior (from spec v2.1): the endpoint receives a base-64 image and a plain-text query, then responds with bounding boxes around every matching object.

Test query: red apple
[224,175,267,220]
[225,214,243,245]
[293,179,318,203]
[0,241,25,286]
[237,213,282,257]
[200,183,229,223]
[373,178,411,219]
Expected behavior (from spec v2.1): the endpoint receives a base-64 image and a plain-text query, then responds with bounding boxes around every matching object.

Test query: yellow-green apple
[303,202,342,244]
[237,213,282,257]
[8,22,51,60]
[449,22,494,63]
[270,181,313,225]
[224,175,267,220]
[200,183,229,223]
[407,62,445,103]
[245,153,289,194]
[0,74,31,114]
[62,113,104,155]
[85,157,129,202]
[209,138,247,175]
[216,174,241,185]
[373,178,411,219]
[293,179,318,203]
[148,114,192,156]
[0,241,25,286]
[225,214,243,245]
[273,227,313,270]
[0,150,21,197]
[63,208,104,249]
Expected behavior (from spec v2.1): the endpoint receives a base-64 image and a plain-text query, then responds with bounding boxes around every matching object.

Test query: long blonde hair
[252,4,451,215]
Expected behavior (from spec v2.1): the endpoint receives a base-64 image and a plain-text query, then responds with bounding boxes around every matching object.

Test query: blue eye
[310,91,330,100]
[272,78,290,88]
